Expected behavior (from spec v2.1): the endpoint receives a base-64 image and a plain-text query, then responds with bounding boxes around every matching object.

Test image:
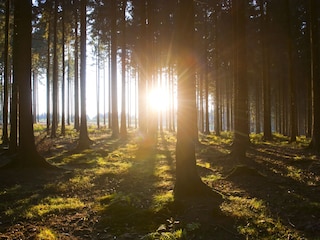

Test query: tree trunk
[261,0,272,141]
[61,2,66,135]
[174,0,220,200]
[138,1,147,134]
[111,0,119,138]
[308,0,320,151]
[46,7,52,134]
[286,0,297,143]
[2,0,10,146]
[96,38,100,128]
[6,0,51,168]
[51,0,58,138]
[120,0,127,137]
[231,0,250,159]
[77,0,91,150]
[74,0,80,130]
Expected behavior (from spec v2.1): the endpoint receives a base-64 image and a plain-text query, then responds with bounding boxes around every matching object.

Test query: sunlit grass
[95,161,132,176]
[36,228,57,240]
[220,196,299,239]
[152,191,174,212]
[286,165,303,181]
[25,196,85,219]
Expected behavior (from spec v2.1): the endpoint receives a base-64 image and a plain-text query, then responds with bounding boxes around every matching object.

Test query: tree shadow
[222,143,320,239]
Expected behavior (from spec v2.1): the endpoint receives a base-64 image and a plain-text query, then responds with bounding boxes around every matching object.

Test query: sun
[147,87,170,112]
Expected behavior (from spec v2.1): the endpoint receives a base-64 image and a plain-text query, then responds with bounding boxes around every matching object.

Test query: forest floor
[0,126,320,240]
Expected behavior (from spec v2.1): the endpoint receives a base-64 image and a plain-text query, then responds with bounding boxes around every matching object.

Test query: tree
[111,0,119,138]
[308,0,320,151]
[286,0,298,143]
[77,0,91,150]
[74,0,80,130]
[261,0,272,141]
[61,0,66,135]
[6,0,50,167]
[2,0,10,146]
[231,0,250,160]
[174,0,220,199]
[51,0,58,138]
[120,0,127,138]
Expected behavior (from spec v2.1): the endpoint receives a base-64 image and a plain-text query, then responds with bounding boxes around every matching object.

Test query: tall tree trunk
[6,0,51,168]
[77,0,91,149]
[309,0,320,151]
[61,2,66,135]
[74,0,80,130]
[120,0,127,137]
[138,1,147,134]
[261,0,272,141]
[51,0,58,138]
[96,38,100,128]
[111,0,119,138]
[174,0,220,199]
[46,8,52,134]
[2,0,10,145]
[286,0,297,143]
[231,0,249,159]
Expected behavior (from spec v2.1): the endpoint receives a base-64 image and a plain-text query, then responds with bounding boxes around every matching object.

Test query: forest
[0,0,320,239]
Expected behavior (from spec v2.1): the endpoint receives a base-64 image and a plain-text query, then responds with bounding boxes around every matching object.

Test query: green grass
[0,129,317,239]
[25,196,85,219]
[36,228,57,240]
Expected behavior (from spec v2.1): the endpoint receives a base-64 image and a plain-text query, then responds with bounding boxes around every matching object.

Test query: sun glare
[147,87,170,112]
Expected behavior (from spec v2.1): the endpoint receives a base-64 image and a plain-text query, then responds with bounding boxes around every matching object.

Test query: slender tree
[77,0,91,149]
[286,0,297,143]
[46,3,52,134]
[74,0,80,130]
[111,0,119,138]
[120,0,127,137]
[231,0,250,159]
[51,0,58,138]
[261,0,272,141]
[61,0,66,135]
[308,0,320,151]
[2,0,10,146]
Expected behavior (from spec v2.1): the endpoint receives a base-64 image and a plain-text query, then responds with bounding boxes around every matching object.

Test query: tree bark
[51,0,58,138]
[120,0,127,137]
[74,0,80,130]
[111,0,119,138]
[308,0,320,151]
[231,0,250,159]
[77,0,91,150]
[2,0,10,146]
[5,0,51,168]
[174,0,220,200]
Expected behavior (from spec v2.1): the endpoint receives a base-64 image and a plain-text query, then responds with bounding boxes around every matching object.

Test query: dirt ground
[0,130,319,239]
